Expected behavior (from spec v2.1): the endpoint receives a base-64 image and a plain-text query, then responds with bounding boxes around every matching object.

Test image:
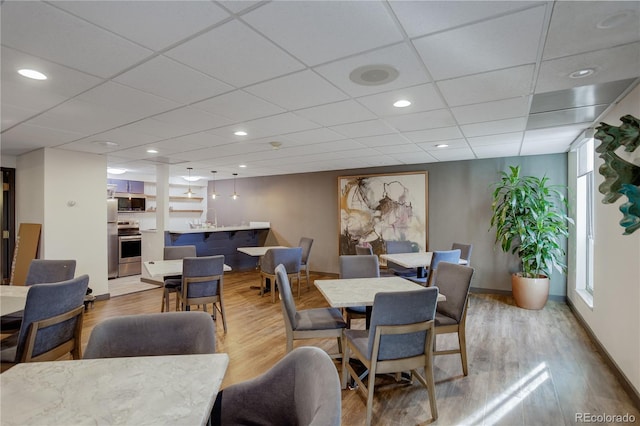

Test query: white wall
[568,84,640,395]
[17,148,108,296]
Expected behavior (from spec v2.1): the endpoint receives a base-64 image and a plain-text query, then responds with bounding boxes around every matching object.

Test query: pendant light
[185,167,194,198]
[231,173,239,200]
[210,171,218,200]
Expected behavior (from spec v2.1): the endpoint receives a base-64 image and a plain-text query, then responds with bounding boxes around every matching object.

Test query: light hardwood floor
[28,271,640,425]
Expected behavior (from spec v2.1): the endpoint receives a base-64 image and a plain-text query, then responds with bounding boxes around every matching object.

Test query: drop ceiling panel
[218,1,263,14]
[404,127,464,143]
[522,124,586,150]
[527,105,607,130]
[450,96,531,125]
[413,6,545,80]
[0,1,153,78]
[1,104,40,132]
[355,84,446,116]
[428,146,476,161]
[59,127,162,153]
[295,100,377,127]
[467,132,524,147]
[151,107,234,135]
[474,143,522,158]
[242,1,404,66]
[192,90,285,122]
[543,1,640,60]
[461,117,527,137]
[330,119,397,139]
[375,143,423,155]
[352,134,412,148]
[535,42,640,93]
[209,113,321,140]
[314,43,430,98]
[437,65,535,106]
[418,138,469,151]
[279,128,346,145]
[385,109,456,132]
[531,79,635,113]
[391,151,439,164]
[114,56,233,104]
[1,123,85,155]
[390,1,542,38]
[244,70,349,110]
[53,1,230,52]
[165,20,304,87]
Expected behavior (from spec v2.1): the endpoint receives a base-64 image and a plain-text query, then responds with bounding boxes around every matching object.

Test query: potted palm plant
[489,166,573,309]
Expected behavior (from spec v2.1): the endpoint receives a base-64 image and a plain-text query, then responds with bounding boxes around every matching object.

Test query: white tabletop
[315,276,445,308]
[0,353,229,426]
[380,252,468,268]
[237,246,288,257]
[144,259,231,278]
[0,285,30,315]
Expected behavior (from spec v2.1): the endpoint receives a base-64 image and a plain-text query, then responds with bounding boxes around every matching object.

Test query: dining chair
[385,240,418,277]
[261,247,302,303]
[211,347,341,426]
[161,245,197,312]
[433,262,475,376]
[298,237,314,291]
[451,242,473,266]
[407,249,461,286]
[342,287,440,426]
[1,259,76,334]
[275,264,346,358]
[0,275,89,372]
[339,255,380,328]
[170,255,227,333]
[84,311,216,358]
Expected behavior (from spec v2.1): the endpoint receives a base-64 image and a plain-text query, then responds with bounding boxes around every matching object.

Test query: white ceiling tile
[474,143,522,159]
[404,127,464,143]
[210,113,321,140]
[0,1,153,78]
[279,128,346,145]
[218,1,264,14]
[165,20,305,87]
[374,143,422,155]
[330,120,397,139]
[461,117,527,137]
[428,146,476,161]
[60,127,162,153]
[192,90,285,122]
[390,1,543,38]
[467,132,524,147]
[385,109,456,132]
[391,151,438,164]
[295,100,376,126]
[352,134,412,148]
[243,1,404,66]
[521,124,586,154]
[53,1,230,51]
[152,107,234,134]
[413,6,546,80]
[1,104,40,132]
[114,56,233,104]
[451,96,531,124]
[1,123,85,155]
[418,139,469,151]
[543,1,640,60]
[356,84,446,116]
[244,70,348,110]
[437,65,535,106]
[535,42,640,94]
[314,43,430,97]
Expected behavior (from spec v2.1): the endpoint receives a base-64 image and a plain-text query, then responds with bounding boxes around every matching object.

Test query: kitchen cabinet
[108,179,144,194]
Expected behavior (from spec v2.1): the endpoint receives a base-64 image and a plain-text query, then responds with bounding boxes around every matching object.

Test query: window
[575,138,595,303]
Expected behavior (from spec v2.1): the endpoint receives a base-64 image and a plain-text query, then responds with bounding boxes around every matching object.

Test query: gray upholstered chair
[451,242,473,266]
[433,262,475,376]
[342,287,439,426]
[385,240,418,277]
[298,237,314,290]
[84,311,216,358]
[261,247,302,303]
[276,264,346,358]
[355,244,373,255]
[211,347,341,426]
[1,259,76,333]
[339,255,380,328]
[408,249,461,286]
[161,245,197,312]
[166,255,227,333]
[0,275,89,372]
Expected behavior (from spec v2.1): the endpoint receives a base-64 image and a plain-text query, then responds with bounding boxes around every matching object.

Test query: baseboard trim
[469,287,567,303]
[567,298,640,409]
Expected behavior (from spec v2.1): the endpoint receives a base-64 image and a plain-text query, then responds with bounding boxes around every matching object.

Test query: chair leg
[161,289,166,312]
[459,329,468,376]
[218,298,227,334]
[341,341,350,390]
[297,272,301,299]
[365,365,376,426]
[425,356,438,420]
[271,277,277,304]
[306,267,310,289]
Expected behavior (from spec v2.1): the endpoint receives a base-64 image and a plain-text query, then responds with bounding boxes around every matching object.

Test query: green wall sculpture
[594,114,640,234]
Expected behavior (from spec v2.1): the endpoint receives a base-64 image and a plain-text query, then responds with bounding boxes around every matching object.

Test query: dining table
[0,285,30,316]
[0,353,229,426]
[380,251,468,278]
[237,245,288,292]
[143,259,232,280]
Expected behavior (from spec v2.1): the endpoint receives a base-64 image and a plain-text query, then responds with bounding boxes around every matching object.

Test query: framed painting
[338,171,428,255]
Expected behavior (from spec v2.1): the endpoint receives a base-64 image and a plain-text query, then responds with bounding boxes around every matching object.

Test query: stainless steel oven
[117,221,142,277]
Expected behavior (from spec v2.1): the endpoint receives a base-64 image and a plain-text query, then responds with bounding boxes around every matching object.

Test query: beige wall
[567,84,640,395]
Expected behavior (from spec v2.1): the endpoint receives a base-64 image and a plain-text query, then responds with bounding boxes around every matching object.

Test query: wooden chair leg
[219,300,227,334]
[365,365,376,426]
[459,328,468,376]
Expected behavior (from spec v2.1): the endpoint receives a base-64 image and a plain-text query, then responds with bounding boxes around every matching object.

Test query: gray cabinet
[108,179,144,194]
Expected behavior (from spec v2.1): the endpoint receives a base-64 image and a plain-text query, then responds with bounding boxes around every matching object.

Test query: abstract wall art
[338,171,428,255]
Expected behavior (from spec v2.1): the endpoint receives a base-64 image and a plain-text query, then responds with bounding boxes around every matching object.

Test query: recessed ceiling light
[597,11,636,29]
[269,141,282,150]
[569,68,595,79]
[234,131,248,136]
[146,149,158,154]
[393,100,411,108]
[239,164,247,168]
[435,144,449,148]
[107,168,126,175]
[18,69,47,80]
[349,64,399,86]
